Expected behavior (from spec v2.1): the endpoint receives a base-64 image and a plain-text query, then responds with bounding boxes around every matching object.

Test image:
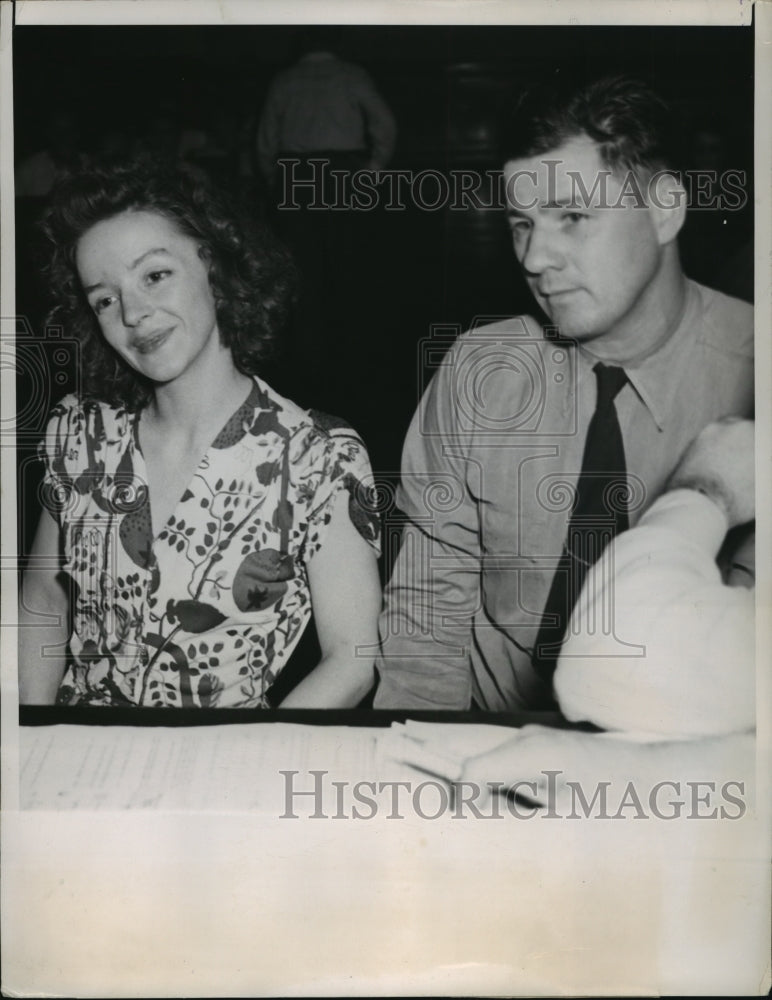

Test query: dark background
[13,21,754,555]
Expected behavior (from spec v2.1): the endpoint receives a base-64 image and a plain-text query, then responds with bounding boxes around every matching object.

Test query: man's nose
[519,226,562,276]
[120,289,152,327]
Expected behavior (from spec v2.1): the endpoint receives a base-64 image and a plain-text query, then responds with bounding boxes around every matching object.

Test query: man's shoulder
[690,281,753,359]
[415,314,566,433]
[461,313,544,337]
[450,314,550,354]
[444,315,564,377]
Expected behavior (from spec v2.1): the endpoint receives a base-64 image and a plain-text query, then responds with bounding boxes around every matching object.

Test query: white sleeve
[554,490,755,736]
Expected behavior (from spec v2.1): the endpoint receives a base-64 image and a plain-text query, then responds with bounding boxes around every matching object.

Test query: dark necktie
[532,362,629,689]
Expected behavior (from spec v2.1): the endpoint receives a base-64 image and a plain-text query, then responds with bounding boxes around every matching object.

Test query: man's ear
[648,170,687,245]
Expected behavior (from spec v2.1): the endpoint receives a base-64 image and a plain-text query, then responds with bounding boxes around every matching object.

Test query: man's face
[503,134,664,347]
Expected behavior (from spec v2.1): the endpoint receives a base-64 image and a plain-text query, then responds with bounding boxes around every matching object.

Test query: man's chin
[544,316,602,342]
[537,301,593,338]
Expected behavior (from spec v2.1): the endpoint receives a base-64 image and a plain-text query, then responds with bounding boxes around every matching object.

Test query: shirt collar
[574,281,697,432]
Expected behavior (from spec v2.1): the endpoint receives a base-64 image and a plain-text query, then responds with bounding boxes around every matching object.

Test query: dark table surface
[19,705,598,730]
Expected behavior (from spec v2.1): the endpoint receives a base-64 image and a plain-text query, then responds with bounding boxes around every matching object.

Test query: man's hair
[500,74,680,178]
[41,159,297,410]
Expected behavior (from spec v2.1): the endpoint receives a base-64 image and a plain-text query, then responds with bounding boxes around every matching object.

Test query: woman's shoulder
[51,392,131,418]
[45,393,132,450]
[243,377,365,445]
[306,407,363,443]
[45,393,134,433]
[242,380,380,551]
[251,377,312,431]
[39,394,135,484]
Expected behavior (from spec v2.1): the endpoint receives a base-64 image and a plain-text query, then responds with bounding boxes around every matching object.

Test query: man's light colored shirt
[375,280,753,710]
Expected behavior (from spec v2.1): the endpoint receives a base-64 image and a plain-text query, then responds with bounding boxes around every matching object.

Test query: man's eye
[563,212,588,225]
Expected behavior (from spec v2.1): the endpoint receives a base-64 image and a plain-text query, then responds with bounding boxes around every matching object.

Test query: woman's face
[76,210,222,387]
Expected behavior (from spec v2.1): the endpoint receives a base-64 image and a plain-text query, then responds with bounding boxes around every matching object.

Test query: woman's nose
[120,289,152,327]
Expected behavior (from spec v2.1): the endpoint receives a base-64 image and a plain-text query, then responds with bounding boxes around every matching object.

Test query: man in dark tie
[375,75,753,711]
[455,417,755,816]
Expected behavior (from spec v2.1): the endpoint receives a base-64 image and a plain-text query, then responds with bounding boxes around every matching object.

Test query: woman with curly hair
[19,162,382,708]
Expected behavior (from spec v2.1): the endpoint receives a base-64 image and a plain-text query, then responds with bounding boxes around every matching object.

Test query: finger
[461,734,551,796]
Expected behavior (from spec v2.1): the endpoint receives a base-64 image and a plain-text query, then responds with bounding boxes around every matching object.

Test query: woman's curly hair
[41,159,297,410]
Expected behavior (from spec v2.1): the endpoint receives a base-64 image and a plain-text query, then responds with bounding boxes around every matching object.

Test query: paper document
[20,723,381,811]
[379,721,519,781]
[19,719,553,811]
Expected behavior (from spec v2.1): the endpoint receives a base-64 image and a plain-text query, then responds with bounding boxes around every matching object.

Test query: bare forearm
[18,617,68,704]
[617,732,754,785]
[278,653,376,709]
[18,578,69,704]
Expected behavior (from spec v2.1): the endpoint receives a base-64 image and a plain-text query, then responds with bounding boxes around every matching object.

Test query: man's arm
[374,358,481,710]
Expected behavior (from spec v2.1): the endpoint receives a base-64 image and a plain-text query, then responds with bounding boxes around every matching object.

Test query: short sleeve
[37,394,87,522]
[301,413,381,561]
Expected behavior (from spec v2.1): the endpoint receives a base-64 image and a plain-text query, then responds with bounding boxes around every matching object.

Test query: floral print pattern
[40,378,380,708]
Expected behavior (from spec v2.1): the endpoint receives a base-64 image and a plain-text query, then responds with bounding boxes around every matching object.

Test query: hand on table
[457,725,622,814]
[457,725,754,817]
[668,417,755,528]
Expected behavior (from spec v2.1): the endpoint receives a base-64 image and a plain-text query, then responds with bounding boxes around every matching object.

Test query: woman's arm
[278,490,381,709]
[19,508,69,704]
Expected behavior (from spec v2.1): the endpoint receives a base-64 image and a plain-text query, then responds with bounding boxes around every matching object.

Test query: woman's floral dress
[39,377,380,707]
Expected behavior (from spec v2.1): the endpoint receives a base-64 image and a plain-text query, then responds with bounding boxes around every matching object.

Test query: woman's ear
[648,170,687,246]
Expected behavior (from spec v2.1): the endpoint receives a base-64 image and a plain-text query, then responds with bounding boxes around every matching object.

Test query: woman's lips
[134,328,173,354]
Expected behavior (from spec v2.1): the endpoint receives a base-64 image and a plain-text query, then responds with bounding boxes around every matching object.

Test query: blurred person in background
[256,28,397,406]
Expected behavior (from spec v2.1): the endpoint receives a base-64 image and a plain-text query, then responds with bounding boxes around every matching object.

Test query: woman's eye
[508,218,530,238]
[146,269,171,285]
[563,212,588,225]
[93,296,115,315]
